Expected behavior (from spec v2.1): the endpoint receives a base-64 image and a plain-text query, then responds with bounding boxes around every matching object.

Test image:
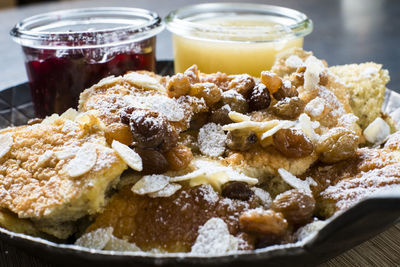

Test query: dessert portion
[0,48,398,255]
[308,132,400,218]
[0,111,127,239]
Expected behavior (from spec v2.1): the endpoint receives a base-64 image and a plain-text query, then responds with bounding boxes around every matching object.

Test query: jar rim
[165,3,313,43]
[10,7,164,49]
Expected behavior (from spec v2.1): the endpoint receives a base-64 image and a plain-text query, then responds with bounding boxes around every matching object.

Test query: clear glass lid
[165,3,313,42]
[11,7,164,49]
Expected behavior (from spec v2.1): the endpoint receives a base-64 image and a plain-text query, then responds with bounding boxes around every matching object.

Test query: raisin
[316,127,359,163]
[164,144,193,171]
[271,189,315,225]
[104,123,133,146]
[227,74,255,98]
[260,71,282,94]
[273,128,313,158]
[189,112,209,130]
[272,80,298,100]
[134,147,169,174]
[221,181,254,201]
[239,209,288,235]
[210,105,233,125]
[220,90,249,113]
[226,129,258,151]
[247,83,271,112]
[166,73,191,98]
[120,108,178,152]
[191,83,221,106]
[271,97,305,120]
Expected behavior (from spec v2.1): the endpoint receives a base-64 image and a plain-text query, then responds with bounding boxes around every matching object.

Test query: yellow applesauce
[166,4,312,76]
[172,18,304,76]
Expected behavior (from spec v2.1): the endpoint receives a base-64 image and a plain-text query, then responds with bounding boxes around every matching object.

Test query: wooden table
[0,0,400,266]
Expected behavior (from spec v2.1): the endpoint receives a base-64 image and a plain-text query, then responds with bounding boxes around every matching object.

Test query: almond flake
[75,227,113,250]
[95,75,122,88]
[131,174,169,195]
[148,183,182,198]
[297,113,319,141]
[251,187,272,208]
[278,168,315,195]
[55,146,79,160]
[261,120,295,140]
[0,133,13,159]
[171,159,258,191]
[37,151,54,167]
[191,218,238,254]
[123,72,162,91]
[41,114,59,125]
[304,56,324,91]
[222,120,280,132]
[66,143,97,178]
[228,111,251,122]
[60,108,79,120]
[363,117,390,144]
[112,140,143,171]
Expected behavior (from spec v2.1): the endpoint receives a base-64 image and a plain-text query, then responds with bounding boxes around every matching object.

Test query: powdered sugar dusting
[251,187,272,208]
[321,163,400,211]
[305,97,325,118]
[123,95,185,122]
[285,55,304,68]
[198,123,227,157]
[75,227,113,249]
[191,218,238,254]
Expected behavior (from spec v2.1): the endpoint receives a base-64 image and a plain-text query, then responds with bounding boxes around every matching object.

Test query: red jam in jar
[11,8,164,117]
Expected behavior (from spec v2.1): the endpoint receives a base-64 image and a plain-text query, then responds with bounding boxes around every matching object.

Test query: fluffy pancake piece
[79,71,207,131]
[305,133,400,218]
[85,185,258,252]
[0,111,127,238]
[329,63,390,129]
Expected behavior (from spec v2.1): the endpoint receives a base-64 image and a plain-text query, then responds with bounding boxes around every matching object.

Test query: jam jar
[11,7,164,118]
[166,3,312,76]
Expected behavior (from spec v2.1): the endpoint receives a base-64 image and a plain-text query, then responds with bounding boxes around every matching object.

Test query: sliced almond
[0,133,13,159]
[222,120,279,132]
[67,143,97,178]
[112,140,142,171]
[132,174,169,195]
[228,111,251,122]
[123,72,162,91]
[278,168,314,195]
[60,108,79,120]
[55,146,80,160]
[148,183,182,198]
[261,120,295,140]
[37,151,54,167]
[75,227,113,249]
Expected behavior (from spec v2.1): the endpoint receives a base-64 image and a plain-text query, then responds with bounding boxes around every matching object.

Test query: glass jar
[165,3,312,76]
[11,7,164,118]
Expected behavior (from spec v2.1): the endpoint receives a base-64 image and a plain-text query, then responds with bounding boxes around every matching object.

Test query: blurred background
[1,0,399,89]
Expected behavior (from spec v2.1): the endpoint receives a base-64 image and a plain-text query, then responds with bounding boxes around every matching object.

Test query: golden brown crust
[0,113,127,233]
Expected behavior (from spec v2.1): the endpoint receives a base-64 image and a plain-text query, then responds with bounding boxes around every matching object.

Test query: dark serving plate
[0,61,400,267]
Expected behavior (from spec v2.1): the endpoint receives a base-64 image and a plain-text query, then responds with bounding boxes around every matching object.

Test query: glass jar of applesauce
[11,8,164,118]
[165,3,312,76]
